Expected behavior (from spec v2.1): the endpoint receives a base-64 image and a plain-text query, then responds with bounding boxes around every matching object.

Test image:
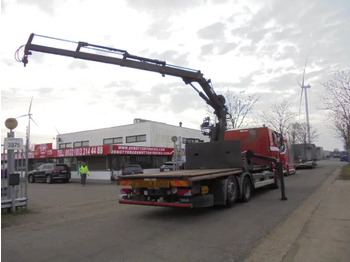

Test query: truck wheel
[28,175,35,183]
[226,176,239,205]
[242,176,252,202]
[46,175,52,184]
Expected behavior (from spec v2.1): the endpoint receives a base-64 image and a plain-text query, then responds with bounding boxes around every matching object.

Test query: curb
[244,165,343,262]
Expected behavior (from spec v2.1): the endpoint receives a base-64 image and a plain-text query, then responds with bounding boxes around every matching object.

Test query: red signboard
[34,143,54,158]
[56,145,110,157]
[111,145,174,156]
[2,144,173,160]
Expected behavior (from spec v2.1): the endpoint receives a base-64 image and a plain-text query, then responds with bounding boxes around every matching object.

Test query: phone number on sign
[57,146,104,157]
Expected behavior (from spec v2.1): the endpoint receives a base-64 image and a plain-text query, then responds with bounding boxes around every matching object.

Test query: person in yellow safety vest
[79,162,90,186]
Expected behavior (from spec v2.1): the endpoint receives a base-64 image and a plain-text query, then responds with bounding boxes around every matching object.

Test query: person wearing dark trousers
[79,162,90,186]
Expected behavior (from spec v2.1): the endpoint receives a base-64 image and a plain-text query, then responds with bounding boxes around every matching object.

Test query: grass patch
[338,163,350,180]
[345,164,350,176]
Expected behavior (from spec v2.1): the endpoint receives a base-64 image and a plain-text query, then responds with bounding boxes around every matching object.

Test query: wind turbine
[17,97,37,197]
[298,58,311,144]
[17,97,38,150]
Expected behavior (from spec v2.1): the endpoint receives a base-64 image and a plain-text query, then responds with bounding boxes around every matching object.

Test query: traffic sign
[4,138,24,150]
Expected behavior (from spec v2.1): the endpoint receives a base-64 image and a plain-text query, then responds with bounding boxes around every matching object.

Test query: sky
[1,0,349,151]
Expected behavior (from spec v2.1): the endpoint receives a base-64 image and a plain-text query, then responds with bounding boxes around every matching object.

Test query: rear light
[120,188,132,195]
[139,170,143,174]
[53,169,61,173]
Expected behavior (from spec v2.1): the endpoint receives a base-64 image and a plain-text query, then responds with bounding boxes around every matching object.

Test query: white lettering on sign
[111,145,173,156]
[4,138,24,150]
[57,146,105,157]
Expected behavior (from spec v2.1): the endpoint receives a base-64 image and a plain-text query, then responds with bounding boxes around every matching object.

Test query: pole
[7,131,16,212]
[173,141,177,171]
[304,84,311,143]
[277,162,287,200]
[24,126,29,199]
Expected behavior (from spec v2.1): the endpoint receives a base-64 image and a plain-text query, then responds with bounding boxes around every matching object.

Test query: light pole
[5,118,18,176]
[171,136,178,171]
[4,118,18,212]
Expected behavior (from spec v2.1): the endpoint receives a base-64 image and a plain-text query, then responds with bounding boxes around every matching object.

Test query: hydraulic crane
[19,33,228,142]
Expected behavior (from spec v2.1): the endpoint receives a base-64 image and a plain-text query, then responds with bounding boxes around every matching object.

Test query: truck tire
[242,176,252,202]
[226,176,239,206]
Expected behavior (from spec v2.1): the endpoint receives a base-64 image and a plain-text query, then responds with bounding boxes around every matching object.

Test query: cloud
[105,80,134,89]
[68,61,89,70]
[126,0,204,13]
[17,0,57,15]
[146,18,173,40]
[198,22,226,40]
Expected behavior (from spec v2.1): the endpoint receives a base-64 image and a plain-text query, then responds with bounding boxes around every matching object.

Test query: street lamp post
[171,136,178,171]
[4,118,18,212]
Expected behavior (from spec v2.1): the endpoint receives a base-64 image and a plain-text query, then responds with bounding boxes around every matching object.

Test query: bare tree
[288,122,301,145]
[225,90,259,129]
[205,90,259,130]
[323,70,350,155]
[288,122,319,145]
[259,99,296,134]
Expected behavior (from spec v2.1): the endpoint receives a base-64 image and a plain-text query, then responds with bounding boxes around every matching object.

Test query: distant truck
[118,127,291,208]
[292,143,317,169]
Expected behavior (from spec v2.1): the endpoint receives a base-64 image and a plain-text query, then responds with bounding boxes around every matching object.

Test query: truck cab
[225,127,295,175]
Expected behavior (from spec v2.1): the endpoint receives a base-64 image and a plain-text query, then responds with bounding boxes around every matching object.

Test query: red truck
[225,127,296,176]
[117,127,290,208]
[19,34,288,208]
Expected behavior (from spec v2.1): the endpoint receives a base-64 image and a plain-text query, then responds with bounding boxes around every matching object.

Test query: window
[59,143,72,149]
[73,141,89,148]
[126,134,146,143]
[103,137,123,145]
[183,138,204,144]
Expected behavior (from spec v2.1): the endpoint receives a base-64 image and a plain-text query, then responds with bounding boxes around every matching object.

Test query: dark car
[28,163,71,184]
[122,164,143,175]
[160,161,185,172]
[340,154,349,162]
[111,164,144,181]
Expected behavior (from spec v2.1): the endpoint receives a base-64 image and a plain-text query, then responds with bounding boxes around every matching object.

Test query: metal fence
[1,148,28,212]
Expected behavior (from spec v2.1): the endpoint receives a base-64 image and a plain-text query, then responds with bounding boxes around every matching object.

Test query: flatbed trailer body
[118,166,278,208]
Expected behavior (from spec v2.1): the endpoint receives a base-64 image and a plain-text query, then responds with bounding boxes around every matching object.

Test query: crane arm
[20,33,227,141]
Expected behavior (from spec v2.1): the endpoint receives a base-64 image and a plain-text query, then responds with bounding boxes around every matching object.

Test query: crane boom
[20,33,227,141]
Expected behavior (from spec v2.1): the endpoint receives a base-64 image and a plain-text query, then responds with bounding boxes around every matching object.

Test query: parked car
[340,154,349,162]
[160,161,185,172]
[121,164,143,176]
[111,164,143,181]
[28,163,71,184]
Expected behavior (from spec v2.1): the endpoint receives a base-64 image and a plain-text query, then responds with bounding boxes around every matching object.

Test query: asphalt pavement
[2,161,349,262]
[245,163,350,262]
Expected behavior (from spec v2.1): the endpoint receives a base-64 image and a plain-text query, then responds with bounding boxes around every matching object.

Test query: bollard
[277,162,287,200]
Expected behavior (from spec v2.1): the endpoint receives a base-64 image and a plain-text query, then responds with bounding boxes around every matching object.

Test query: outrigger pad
[185,140,243,169]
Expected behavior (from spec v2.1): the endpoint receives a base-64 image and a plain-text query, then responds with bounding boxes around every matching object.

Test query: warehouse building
[54,119,208,178]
